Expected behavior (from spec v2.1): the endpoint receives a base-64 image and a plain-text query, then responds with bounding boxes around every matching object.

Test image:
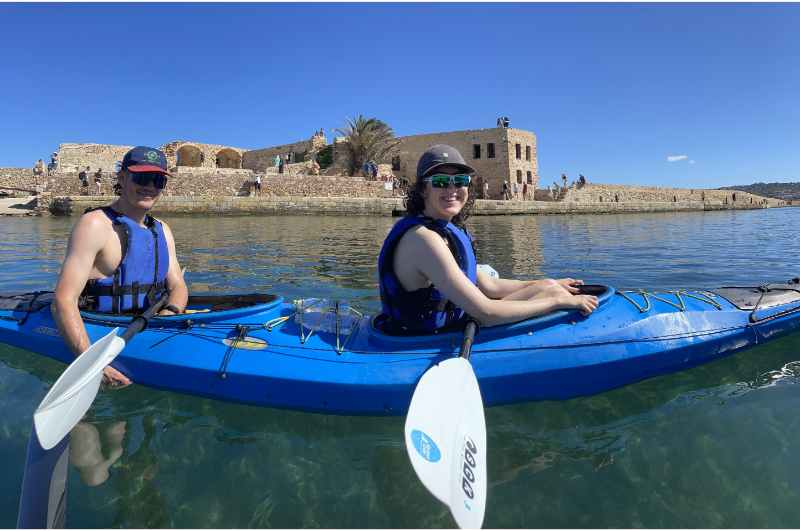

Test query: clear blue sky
[1,2,798,188]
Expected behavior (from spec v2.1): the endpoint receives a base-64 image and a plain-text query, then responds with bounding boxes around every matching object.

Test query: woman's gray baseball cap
[416,144,477,178]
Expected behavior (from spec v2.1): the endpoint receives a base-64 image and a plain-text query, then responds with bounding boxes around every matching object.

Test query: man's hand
[557,278,584,294]
[102,366,131,388]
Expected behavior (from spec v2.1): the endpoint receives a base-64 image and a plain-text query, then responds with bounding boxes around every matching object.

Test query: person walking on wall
[278,155,285,175]
[48,152,59,175]
[483,179,489,200]
[522,182,529,201]
[512,181,519,200]
[94,168,103,195]
[254,174,262,196]
[502,180,510,200]
[33,159,45,178]
[79,166,89,194]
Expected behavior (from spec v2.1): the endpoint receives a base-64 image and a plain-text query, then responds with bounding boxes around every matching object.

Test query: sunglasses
[130,172,168,190]
[423,174,472,189]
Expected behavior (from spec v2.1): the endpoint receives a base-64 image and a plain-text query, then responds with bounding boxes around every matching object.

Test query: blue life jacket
[377,216,478,335]
[80,207,169,314]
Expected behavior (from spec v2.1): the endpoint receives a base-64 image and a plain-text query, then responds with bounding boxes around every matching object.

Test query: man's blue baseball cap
[120,146,170,175]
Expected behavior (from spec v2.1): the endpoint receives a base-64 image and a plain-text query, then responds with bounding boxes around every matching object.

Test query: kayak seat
[185,293,279,312]
[575,284,610,297]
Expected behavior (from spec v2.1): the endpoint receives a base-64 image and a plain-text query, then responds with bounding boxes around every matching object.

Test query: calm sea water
[1,207,800,528]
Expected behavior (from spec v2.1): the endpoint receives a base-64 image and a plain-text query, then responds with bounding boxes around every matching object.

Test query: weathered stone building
[385,127,538,199]
[242,134,327,173]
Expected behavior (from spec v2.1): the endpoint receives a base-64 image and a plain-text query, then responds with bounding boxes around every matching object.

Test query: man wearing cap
[375,144,595,335]
[52,146,188,387]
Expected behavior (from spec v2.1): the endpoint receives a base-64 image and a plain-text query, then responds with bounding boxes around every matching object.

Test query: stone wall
[387,127,538,200]
[563,183,786,207]
[161,141,247,170]
[50,196,404,217]
[48,195,795,218]
[57,143,132,173]
[31,169,394,201]
[0,167,44,194]
[242,135,327,172]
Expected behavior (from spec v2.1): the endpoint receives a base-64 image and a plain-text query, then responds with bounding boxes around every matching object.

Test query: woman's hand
[561,294,598,316]
[556,278,584,294]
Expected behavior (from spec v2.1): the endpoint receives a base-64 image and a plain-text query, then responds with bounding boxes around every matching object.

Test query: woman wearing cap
[376,144,597,335]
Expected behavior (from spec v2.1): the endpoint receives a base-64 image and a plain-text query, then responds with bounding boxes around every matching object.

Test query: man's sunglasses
[130,172,168,190]
[423,174,472,189]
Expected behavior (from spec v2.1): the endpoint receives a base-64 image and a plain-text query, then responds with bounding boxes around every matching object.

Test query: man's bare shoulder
[70,209,114,242]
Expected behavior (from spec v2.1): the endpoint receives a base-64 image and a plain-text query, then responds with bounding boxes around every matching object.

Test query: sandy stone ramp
[0,196,35,215]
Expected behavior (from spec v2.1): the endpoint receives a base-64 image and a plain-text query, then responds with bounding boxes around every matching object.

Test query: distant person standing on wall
[502,180,510,200]
[48,152,59,175]
[512,181,519,200]
[278,155,285,175]
[483,179,489,199]
[254,174,262,196]
[94,168,103,195]
[273,154,280,173]
[522,182,529,201]
[33,159,45,178]
[79,166,89,194]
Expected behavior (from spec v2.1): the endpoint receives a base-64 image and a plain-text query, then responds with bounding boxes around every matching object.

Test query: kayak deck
[1,282,799,415]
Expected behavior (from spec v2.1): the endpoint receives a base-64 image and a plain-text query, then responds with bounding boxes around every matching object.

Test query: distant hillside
[718,182,800,201]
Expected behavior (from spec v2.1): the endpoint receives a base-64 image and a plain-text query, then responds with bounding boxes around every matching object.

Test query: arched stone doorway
[176,145,203,167]
[216,148,241,169]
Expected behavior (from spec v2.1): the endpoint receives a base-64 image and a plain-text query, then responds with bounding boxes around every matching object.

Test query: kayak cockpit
[368,285,616,343]
[80,293,284,325]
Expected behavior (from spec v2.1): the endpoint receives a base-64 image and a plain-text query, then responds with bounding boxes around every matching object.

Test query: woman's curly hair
[404,175,476,228]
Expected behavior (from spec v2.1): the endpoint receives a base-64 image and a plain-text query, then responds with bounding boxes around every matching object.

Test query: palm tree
[335,115,401,176]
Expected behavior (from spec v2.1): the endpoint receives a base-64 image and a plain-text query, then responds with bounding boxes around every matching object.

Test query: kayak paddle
[404,319,487,529]
[33,293,169,450]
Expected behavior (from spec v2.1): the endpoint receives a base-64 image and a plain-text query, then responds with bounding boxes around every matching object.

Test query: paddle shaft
[119,292,170,342]
[459,320,478,360]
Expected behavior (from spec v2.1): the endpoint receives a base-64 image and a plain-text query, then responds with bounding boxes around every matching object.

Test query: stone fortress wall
[563,183,784,206]
[242,135,327,173]
[57,143,132,173]
[0,168,392,199]
[388,128,537,199]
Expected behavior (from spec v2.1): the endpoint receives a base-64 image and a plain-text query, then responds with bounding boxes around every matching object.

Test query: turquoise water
[1,208,800,527]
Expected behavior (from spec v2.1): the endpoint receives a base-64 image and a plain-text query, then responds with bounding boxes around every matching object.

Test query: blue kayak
[1,282,799,415]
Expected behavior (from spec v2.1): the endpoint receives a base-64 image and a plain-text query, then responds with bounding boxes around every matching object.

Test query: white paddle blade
[34,329,125,450]
[405,357,487,529]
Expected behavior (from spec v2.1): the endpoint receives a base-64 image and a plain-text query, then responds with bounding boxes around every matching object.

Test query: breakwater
[46,195,787,217]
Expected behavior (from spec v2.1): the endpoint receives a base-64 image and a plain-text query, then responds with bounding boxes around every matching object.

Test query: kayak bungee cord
[617,289,722,313]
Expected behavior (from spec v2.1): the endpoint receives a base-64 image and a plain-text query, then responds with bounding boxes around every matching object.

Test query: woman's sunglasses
[423,174,472,189]
[130,172,168,190]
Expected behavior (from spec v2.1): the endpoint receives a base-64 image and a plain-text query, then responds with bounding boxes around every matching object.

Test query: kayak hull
[1,284,799,415]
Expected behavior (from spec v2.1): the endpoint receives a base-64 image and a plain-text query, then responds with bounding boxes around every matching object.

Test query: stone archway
[177,145,203,167]
[216,148,241,169]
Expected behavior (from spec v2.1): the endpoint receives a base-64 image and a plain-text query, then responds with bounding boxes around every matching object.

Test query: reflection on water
[70,421,127,487]
[1,208,800,527]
